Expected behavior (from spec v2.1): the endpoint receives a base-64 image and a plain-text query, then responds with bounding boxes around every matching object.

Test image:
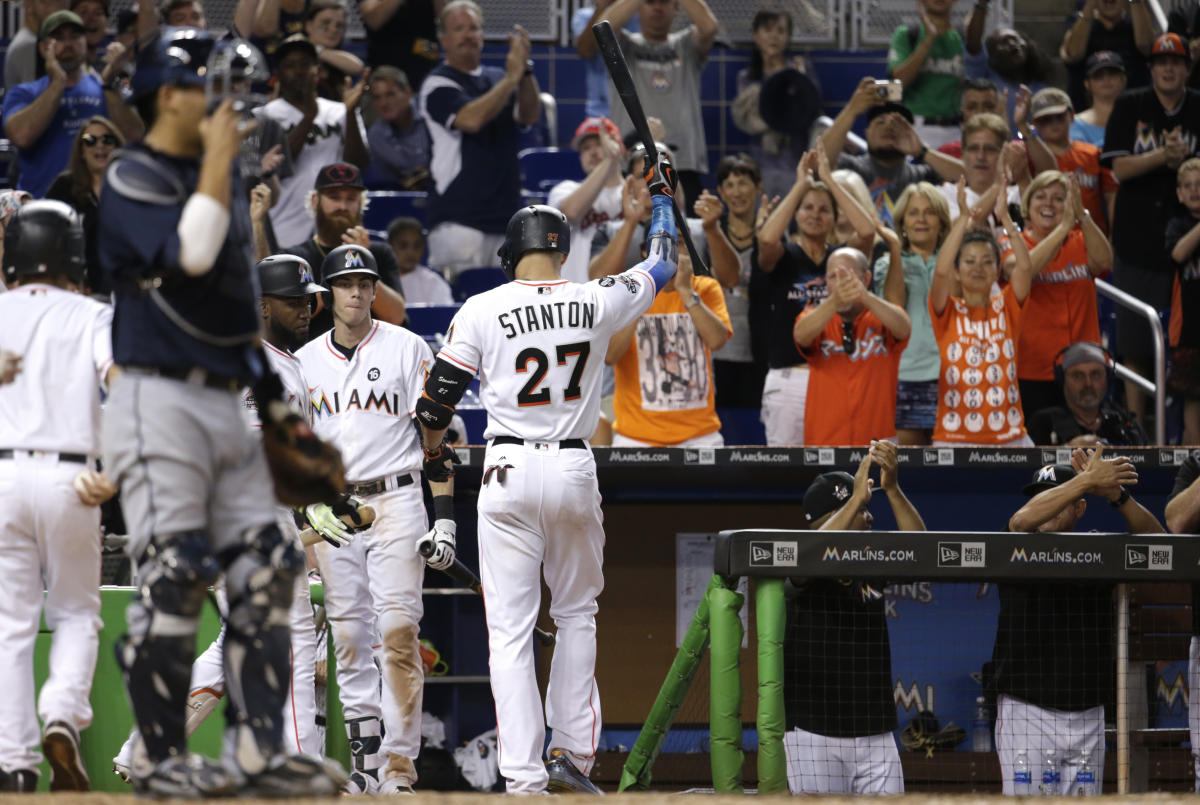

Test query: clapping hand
[694,190,723,229]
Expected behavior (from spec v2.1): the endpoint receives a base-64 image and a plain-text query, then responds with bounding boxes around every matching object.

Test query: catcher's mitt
[262,408,346,506]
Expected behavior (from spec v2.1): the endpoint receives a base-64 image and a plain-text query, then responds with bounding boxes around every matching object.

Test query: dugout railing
[620,529,1200,795]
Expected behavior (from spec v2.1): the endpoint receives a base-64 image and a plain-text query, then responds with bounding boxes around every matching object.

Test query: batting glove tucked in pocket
[416,519,456,570]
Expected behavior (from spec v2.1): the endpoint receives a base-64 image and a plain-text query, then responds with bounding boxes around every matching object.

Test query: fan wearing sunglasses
[792,246,912,446]
[45,116,124,295]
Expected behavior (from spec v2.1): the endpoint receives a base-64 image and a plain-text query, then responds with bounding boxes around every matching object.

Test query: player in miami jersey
[414,154,681,794]
[0,201,115,792]
[296,244,436,794]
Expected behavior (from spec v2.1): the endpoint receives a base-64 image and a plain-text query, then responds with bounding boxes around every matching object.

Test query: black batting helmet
[321,244,379,283]
[497,205,570,281]
[257,254,326,297]
[3,200,85,285]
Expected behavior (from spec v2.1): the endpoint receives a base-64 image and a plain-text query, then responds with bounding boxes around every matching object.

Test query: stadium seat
[364,191,429,232]
[452,267,507,302]
[405,304,459,338]
[519,148,583,195]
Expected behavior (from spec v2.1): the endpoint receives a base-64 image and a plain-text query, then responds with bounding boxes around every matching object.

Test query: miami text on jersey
[310,387,406,419]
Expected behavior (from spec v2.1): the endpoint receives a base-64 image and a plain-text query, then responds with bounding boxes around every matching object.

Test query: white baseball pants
[315,480,427,763]
[782,726,903,795]
[0,454,102,772]
[994,694,1104,795]
[477,441,605,794]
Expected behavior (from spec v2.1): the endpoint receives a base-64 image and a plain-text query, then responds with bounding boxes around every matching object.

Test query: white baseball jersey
[241,341,312,431]
[297,320,432,481]
[0,284,112,454]
[438,267,663,442]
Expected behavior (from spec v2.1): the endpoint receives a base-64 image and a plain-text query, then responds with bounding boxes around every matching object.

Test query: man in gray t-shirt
[592,0,719,214]
[820,78,965,227]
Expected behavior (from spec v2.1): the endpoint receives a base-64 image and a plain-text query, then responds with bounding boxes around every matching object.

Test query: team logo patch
[298,263,314,284]
[546,232,559,247]
[325,163,357,184]
[599,274,639,294]
[367,368,380,381]
[345,249,366,269]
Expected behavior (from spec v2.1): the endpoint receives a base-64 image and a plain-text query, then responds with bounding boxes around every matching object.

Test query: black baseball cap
[315,162,364,192]
[274,33,318,64]
[257,254,326,297]
[866,101,914,125]
[1022,464,1077,497]
[803,472,854,523]
[1085,50,1125,77]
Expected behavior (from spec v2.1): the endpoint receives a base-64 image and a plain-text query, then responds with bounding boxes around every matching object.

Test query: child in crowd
[387,216,453,306]
[1166,158,1200,445]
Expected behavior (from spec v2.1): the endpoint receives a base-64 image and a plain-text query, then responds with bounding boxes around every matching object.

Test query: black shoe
[545,749,603,795]
[132,754,236,799]
[241,754,348,798]
[0,768,39,792]
[43,720,89,792]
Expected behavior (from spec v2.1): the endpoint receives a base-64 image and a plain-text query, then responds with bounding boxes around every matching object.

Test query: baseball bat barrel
[591,20,710,277]
[418,541,557,646]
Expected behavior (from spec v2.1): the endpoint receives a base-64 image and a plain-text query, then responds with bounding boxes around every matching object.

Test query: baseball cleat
[545,749,603,795]
[241,754,348,798]
[0,768,38,792]
[132,754,237,799]
[43,720,90,791]
[377,775,416,794]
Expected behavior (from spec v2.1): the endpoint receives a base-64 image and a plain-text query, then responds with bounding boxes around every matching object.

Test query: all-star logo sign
[546,232,559,248]
[749,542,774,566]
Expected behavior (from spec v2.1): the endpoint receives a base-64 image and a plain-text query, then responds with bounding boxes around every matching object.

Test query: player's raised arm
[627,152,680,293]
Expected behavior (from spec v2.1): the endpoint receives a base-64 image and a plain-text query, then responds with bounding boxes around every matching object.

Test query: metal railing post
[1116,583,1130,794]
[1095,278,1166,445]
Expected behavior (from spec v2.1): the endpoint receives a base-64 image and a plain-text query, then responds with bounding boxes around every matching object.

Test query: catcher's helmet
[257,254,326,297]
[322,244,379,283]
[497,205,570,281]
[131,28,266,108]
[3,200,85,285]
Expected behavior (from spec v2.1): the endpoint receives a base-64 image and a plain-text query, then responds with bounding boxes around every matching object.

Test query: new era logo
[749,542,774,566]
[938,541,986,568]
[1126,544,1173,570]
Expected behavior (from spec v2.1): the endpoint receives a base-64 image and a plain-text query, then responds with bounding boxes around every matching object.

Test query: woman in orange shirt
[1003,170,1113,420]
[929,178,1038,446]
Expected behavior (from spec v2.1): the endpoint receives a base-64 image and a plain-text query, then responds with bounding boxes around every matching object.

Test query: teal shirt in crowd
[873,249,940,382]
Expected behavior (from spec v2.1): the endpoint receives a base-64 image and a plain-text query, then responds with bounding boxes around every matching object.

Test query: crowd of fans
[0,0,1195,447]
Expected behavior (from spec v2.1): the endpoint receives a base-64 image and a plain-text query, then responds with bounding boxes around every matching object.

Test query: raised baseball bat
[591,19,710,277]
[418,542,556,647]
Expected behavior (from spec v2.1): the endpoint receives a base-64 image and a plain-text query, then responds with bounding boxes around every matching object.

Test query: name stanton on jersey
[497,300,596,340]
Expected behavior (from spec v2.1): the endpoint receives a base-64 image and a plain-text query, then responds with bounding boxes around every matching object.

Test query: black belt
[0,448,89,464]
[348,473,415,498]
[492,436,587,450]
[126,365,246,393]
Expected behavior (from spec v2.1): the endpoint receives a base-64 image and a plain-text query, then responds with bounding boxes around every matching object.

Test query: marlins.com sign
[1010,547,1103,564]
[823,546,916,562]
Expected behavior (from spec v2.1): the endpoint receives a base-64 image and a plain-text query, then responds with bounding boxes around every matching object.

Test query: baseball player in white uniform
[297,243,436,794]
[0,201,115,792]
[415,154,681,794]
[112,253,335,780]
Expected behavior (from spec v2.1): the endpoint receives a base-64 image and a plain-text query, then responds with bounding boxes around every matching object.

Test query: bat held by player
[417,540,556,647]
[591,19,710,276]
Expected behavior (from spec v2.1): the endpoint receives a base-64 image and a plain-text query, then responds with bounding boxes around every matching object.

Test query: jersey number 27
[516,341,591,407]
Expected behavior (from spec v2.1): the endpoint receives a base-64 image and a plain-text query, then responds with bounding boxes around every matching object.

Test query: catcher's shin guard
[117,531,219,767]
[221,523,304,775]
